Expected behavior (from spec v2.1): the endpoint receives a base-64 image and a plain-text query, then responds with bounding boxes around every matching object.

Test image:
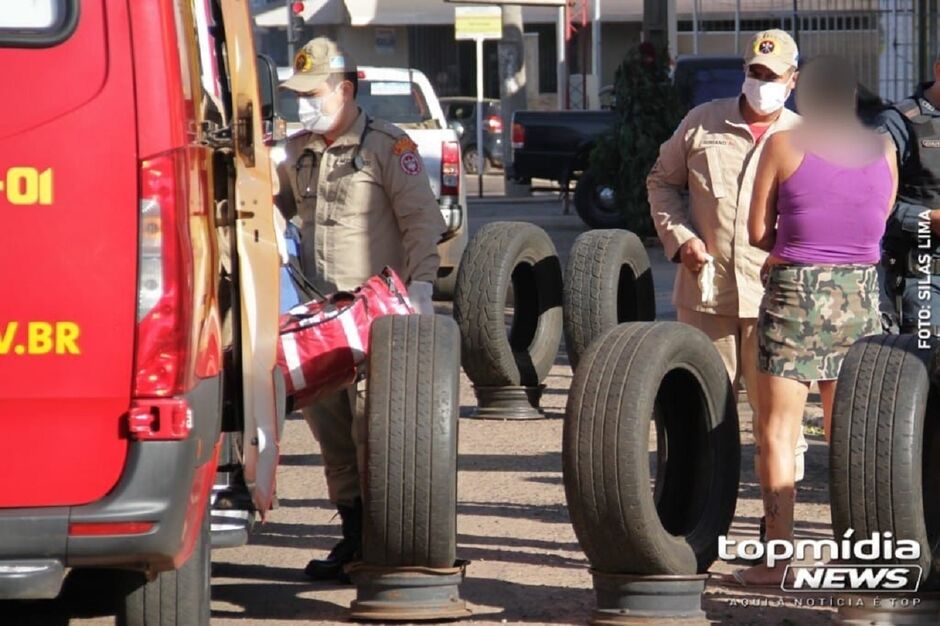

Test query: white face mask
[298,88,340,133]
[742,76,790,115]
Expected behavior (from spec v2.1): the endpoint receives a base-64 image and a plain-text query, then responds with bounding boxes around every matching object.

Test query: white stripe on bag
[281,333,308,391]
[339,307,366,363]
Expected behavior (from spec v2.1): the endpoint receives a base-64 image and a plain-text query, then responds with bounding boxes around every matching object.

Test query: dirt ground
[27,186,846,625]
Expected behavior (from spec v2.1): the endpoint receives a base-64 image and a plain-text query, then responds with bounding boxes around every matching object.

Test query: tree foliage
[590,43,685,236]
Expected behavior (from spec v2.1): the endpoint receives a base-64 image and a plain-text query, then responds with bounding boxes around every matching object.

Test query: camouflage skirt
[757,264,882,382]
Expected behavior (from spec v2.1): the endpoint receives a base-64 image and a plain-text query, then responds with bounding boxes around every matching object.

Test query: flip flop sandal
[727,568,786,590]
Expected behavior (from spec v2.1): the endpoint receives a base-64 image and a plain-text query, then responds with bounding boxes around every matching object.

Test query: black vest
[893,97,940,208]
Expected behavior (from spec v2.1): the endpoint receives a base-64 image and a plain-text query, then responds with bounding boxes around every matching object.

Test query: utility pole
[556,5,567,109]
[286,0,303,62]
[916,0,930,81]
[642,0,676,59]
[591,0,601,91]
[792,0,800,48]
[500,5,530,196]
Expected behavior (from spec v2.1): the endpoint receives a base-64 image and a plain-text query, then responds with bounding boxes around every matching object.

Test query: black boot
[304,499,362,583]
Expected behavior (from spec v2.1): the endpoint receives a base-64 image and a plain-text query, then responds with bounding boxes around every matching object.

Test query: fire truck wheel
[563,322,740,575]
[454,221,563,387]
[362,314,459,567]
[117,504,210,626]
[563,229,655,371]
[830,333,940,590]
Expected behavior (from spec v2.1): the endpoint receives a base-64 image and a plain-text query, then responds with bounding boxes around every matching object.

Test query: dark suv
[441,97,504,174]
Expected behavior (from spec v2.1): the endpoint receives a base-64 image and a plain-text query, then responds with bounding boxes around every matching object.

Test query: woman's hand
[761,255,784,286]
[760,258,772,285]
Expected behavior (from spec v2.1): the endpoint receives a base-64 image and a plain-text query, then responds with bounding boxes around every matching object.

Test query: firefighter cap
[745,29,799,75]
[281,37,356,93]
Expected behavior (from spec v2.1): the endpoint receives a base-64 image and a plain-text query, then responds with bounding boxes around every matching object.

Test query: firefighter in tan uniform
[647,30,808,543]
[276,37,445,582]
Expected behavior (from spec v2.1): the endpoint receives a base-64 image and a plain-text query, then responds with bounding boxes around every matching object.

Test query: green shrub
[590,43,685,236]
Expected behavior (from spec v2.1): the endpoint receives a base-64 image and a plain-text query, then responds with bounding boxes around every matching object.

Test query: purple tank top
[770,152,892,265]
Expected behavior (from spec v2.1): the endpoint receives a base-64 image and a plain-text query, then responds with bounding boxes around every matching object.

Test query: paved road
[14,187,834,625]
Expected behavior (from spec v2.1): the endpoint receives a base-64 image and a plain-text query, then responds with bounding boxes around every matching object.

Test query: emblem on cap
[294,51,313,72]
[756,39,777,55]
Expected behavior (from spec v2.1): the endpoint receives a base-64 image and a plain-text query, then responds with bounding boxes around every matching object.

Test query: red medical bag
[277,267,414,410]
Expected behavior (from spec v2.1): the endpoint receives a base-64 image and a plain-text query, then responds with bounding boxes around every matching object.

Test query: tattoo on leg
[763,488,781,522]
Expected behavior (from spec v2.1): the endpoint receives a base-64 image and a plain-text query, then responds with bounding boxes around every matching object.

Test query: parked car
[0,1,285,623]
[276,66,468,300]
[440,97,504,174]
[508,109,616,189]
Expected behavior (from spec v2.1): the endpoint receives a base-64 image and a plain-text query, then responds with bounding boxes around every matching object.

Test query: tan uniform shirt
[276,109,446,292]
[647,97,801,318]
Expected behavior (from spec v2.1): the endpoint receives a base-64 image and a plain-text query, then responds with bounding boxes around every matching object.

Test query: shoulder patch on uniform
[399,151,422,176]
[392,136,418,155]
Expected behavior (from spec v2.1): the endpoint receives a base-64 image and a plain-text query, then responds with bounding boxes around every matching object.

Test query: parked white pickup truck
[275,66,467,299]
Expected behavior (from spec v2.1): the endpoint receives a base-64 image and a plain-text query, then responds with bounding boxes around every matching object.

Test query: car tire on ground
[563,229,656,370]
[453,221,563,388]
[117,505,211,626]
[362,314,459,568]
[463,146,488,175]
[563,322,740,575]
[830,334,940,590]
[574,169,626,230]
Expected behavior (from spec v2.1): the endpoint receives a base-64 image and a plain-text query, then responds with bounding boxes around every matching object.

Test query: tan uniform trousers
[677,307,807,482]
[302,381,367,507]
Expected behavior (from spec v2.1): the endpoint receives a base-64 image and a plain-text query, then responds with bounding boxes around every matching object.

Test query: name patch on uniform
[701,138,729,147]
[922,139,940,149]
[400,152,421,176]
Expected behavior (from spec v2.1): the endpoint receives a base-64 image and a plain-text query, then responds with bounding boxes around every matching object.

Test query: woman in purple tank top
[735,57,898,586]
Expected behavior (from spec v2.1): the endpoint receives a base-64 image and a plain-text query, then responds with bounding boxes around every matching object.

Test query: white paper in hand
[698,254,717,306]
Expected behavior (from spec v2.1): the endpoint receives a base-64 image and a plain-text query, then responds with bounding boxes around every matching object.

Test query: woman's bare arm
[748,133,782,252]
[883,135,899,218]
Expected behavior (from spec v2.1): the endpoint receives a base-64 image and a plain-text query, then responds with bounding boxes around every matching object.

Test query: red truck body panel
[0,0,138,507]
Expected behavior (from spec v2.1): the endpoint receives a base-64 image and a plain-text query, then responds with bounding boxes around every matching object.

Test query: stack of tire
[562,230,656,370]
[453,222,564,412]
[563,322,741,576]
[360,314,461,570]
[830,334,940,591]
[561,230,740,593]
